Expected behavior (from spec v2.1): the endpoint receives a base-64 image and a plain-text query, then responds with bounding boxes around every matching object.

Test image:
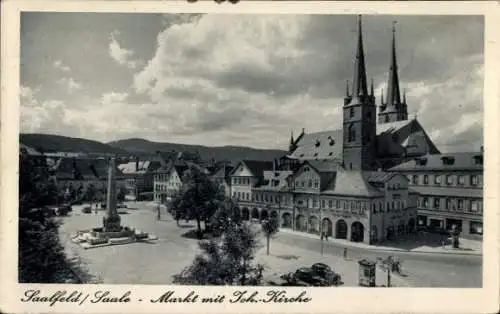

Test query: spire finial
[386,20,401,109]
[346,80,350,97]
[370,78,374,97]
[352,15,368,98]
[381,88,385,105]
[403,88,406,103]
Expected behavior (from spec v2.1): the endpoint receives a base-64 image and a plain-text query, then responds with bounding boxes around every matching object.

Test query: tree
[261,217,279,256]
[18,154,90,283]
[169,165,225,238]
[210,198,242,237]
[172,222,263,285]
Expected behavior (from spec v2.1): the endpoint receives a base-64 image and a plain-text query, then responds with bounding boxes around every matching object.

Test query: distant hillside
[19,134,286,163]
[20,133,128,155]
[107,138,286,163]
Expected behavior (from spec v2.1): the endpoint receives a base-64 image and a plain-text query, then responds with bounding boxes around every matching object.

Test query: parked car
[311,263,342,286]
[82,206,92,214]
[292,267,329,286]
[117,203,127,209]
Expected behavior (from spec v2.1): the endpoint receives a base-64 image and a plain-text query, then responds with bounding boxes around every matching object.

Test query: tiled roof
[409,186,482,198]
[364,171,399,183]
[289,130,343,160]
[19,144,43,156]
[254,170,293,191]
[389,152,483,171]
[50,158,124,180]
[290,118,440,161]
[306,160,340,173]
[237,160,275,178]
[323,169,384,197]
[118,160,162,174]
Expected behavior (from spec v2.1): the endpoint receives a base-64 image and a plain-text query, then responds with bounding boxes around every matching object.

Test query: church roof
[254,170,293,191]
[289,118,439,162]
[288,130,343,161]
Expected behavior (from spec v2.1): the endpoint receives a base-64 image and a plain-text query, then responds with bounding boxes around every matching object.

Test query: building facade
[390,153,483,239]
[231,15,482,245]
[118,160,162,200]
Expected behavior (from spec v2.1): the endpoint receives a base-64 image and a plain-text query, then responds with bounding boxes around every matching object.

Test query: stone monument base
[71,227,158,250]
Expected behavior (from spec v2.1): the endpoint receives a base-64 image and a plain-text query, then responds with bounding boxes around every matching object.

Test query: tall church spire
[352,15,368,98]
[386,21,401,108]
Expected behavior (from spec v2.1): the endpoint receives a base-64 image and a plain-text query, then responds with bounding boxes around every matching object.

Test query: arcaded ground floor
[237,205,417,245]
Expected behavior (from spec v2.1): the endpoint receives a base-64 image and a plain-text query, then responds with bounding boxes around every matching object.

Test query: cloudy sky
[20,13,484,152]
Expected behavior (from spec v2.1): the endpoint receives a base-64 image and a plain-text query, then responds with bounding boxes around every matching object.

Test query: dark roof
[289,130,343,161]
[210,165,234,179]
[118,160,162,174]
[364,171,400,183]
[254,170,293,191]
[49,157,124,180]
[389,152,483,171]
[409,186,482,198]
[306,160,340,173]
[290,118,440,161]
[232,160,274,178]
[322,170,384,197]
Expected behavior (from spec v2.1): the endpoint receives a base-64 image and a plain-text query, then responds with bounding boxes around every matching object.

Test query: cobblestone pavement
[59,202,480,287]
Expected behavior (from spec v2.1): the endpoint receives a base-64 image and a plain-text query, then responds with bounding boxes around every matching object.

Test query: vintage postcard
[1,0,499,313]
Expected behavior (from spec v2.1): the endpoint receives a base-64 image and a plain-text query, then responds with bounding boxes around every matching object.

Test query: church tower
[342,15,378,171]
[378,22,408,124]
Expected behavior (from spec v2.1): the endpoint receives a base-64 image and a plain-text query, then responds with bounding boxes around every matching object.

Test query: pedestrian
[321,232,324,241]
[157,205,161,221]
[343,247,347,260]
[325,232,329,241]
[95,203,98,214]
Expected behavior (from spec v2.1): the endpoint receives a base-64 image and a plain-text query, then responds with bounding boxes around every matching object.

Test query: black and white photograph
[1,1,499,313]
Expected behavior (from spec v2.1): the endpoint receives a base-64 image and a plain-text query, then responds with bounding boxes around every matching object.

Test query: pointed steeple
[345,80,350,97]
[370,78,374,97]
[403,88,407,103]
[352,15,368,98]
[381,88,385,105]
[386,21,401,108]
[289,130,295,152]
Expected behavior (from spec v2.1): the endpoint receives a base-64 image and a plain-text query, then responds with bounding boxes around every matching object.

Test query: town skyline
[21,13,484,153]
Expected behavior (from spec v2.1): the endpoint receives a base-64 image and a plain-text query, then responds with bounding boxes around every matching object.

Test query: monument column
[103,157,121,232]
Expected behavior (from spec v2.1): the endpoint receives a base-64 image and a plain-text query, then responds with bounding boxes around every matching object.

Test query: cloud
[53,60,71,72]
[20,14,484,151]
[109,31,143,69]
[57,77,82,93]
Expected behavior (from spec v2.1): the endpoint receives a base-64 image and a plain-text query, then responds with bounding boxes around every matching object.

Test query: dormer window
[328,152,333,156]
[315,140,321,147]
[441,156,455,165]
[473,155,483,165]
[314,153,318,157]
[327,136,335,146]
[415,157,428,166]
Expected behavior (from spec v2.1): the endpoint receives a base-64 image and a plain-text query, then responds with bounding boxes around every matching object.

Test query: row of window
[154,174,171,182]
[233,193,417,214]
[154,182,181,192]
[420,197,482,212]
[232,177,251,186]
[410,174,481,187]
[294,179,320,189]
